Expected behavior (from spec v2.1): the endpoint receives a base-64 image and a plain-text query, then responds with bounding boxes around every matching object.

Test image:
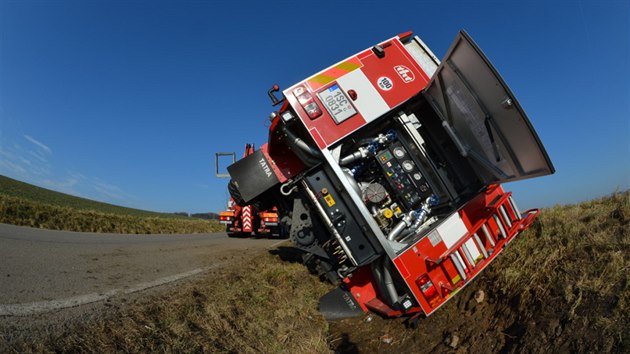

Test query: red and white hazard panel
[284,37,432,149]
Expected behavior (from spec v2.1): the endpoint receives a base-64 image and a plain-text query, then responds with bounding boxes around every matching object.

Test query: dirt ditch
[328,192,628,353]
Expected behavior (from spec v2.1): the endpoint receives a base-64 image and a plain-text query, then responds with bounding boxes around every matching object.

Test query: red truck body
[219,144,279,237]
[226,30,554,320]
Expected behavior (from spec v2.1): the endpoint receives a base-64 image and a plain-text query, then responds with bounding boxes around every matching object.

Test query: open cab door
[424,31,554,185]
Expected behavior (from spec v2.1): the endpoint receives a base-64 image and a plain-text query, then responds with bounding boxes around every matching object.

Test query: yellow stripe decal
[310,74,337,85]
[334,61,361,72]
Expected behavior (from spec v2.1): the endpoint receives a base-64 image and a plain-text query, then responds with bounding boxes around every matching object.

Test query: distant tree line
[173,212,219,220]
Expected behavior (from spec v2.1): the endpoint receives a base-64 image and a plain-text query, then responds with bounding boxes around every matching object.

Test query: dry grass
[1,249,332,354]
[485,190,629,352]
[0,194,223,234]
[324,191,629,353]
[1,192,627,353]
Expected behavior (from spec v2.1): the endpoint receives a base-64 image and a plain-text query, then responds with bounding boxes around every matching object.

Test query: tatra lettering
[259,158,272,178]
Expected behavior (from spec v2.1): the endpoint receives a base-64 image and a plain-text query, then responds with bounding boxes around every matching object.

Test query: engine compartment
[323,96,485,258]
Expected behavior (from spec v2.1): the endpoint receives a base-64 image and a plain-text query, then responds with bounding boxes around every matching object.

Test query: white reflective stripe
[500,205,513,228]
[437,213,468,249]
[473,233,489,259]
[461,242,476,266]
[336,69,390,123]
[493,215,507,239]
[481,223,495,247]
[450,253,467,280]
[508,196,522,220]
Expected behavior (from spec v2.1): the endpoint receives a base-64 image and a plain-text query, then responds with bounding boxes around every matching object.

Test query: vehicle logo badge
[395,65,415,83]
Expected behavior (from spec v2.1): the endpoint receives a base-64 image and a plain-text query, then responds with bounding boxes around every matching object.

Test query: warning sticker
[324,194,336,207]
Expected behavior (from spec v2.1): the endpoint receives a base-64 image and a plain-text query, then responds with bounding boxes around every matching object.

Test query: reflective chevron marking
[242,206,252,232]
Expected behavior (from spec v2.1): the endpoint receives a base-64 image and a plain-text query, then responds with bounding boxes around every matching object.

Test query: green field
[0,175,222,234]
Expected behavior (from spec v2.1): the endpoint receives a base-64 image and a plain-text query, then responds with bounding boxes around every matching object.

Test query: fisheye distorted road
[0,224,280,315]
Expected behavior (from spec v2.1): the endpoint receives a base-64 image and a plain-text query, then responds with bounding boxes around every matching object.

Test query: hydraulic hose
[387,195,439,241]
[339,130,397,166]
[281,126,322,166]
[387,212,414,240]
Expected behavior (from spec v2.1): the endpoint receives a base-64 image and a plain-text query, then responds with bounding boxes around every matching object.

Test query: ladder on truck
[419,188,539,308]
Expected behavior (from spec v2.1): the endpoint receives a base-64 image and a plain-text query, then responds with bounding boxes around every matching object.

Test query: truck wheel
[228,178,274,211]
[228,179,246,206]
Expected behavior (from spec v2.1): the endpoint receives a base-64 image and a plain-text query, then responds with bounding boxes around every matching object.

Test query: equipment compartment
[330,92,488,256]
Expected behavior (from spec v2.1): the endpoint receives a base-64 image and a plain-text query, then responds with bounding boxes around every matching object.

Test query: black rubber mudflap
[318,287,365,320]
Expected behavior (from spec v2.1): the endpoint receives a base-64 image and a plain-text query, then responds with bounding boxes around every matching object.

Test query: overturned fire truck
[226,30,554,321]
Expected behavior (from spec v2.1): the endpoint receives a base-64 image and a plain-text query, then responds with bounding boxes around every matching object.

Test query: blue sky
[0,0,628,213]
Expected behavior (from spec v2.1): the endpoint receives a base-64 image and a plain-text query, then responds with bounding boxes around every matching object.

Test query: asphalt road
[0,223,282,316]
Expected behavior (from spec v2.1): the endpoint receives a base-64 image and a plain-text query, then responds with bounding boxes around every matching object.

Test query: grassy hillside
[1,191,627,352]
[0,175,223,234]
[0,175,177,218]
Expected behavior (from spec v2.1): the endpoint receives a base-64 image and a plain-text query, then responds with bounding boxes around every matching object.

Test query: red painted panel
[281,38,434,149]
[260,143,302,183]
[343,266,378,312]
[359,39,430,109]
[391,185,539,316]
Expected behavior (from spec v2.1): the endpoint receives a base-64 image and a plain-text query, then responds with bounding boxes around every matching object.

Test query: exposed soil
[329,192,629,353]
[329,273,588,353]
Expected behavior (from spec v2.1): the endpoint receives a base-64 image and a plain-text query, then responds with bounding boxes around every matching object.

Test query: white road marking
[0,267,210,316]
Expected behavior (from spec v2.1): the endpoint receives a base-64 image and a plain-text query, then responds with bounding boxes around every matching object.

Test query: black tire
[252,197,274,213]
[228,178,273,211]
[226,224,236,237]
[228,179,245,206]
